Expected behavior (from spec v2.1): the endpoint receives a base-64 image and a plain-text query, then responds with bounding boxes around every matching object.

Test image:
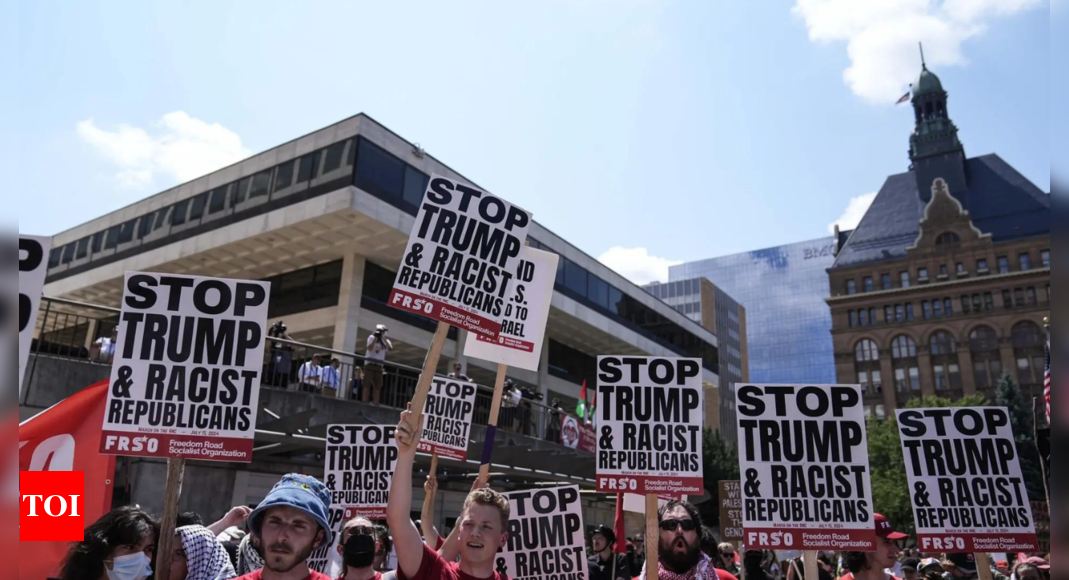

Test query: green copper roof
[914,66,944,96]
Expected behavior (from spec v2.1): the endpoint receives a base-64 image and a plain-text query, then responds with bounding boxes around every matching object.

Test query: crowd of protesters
[59,405,1053,580]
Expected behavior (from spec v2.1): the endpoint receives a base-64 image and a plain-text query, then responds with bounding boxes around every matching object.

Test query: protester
[589,525,631,580]
[322,358,342,396]
[234,473,334,580]
[635,499,733,580]
[941,553,1008,580]
[298,354,323,393]
[349,367,365,401]
[718,543,740,576]
[59,505,159,580]
[363,325,393,404]
[236,533,265,576]
[447,362,471,382]
[918,559,944,580]
[372,526,392,573]
[94,327,118,363]
[841,514,907,580]
[996,561,1010,578]
[388,405,509,580]
[166,525,238,580]
[743,551,776,580]
[336,517,383,580]
[1012,561,1046,580]
[902,559,921,580]
[630,536,646,574]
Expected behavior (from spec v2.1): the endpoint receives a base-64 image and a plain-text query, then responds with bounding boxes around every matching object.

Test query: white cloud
[77,111,251,190]
[792,0,1046,103]
[597,246,681,286]
[828,192,878,233]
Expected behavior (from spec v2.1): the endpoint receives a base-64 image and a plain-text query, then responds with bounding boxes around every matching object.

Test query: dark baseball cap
[947,553,977,575]
[874,514,908,540]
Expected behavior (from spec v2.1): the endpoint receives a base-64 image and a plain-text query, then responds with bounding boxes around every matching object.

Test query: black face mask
[343,533,377,569]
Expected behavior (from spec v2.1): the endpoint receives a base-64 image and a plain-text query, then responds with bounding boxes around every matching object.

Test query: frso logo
[20,471,85,541]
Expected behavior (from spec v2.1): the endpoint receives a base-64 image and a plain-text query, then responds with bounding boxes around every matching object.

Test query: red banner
[560,415,596,454]
[743,527,877,551]
[19,381,117,580]
[99,430,253,461]
[917,533,1039,553]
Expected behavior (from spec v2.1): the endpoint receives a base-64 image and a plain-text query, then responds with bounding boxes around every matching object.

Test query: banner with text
[325,424,398,520]
[389,174,532,339]
[897,407,1039,553]
[418,376,478,461]
[308,506,346,577]
[560,415,596,455]
[719,480,744,542]
[464,246,558,371]
[736,384,875,551]
[596,356,704,495]
[497,485,588,580]
[19,235,51,396]
[100,273,270,461]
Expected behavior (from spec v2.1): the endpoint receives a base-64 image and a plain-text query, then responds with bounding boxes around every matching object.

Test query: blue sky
[8,0,1051,284]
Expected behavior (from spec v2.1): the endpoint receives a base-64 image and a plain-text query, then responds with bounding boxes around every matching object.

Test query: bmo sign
[20,471,85,541]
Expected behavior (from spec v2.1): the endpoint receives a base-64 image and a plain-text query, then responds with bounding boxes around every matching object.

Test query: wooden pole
[154,458,187,580]
[645,494,659,580]
[975,552,994,580]
[478,363,509,482]
[803,551,818,580]
[409,322,451,428]
[422,453,439,518]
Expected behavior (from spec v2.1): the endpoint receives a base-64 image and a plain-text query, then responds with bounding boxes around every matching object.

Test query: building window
[1041,249,1050,269]
[208,186,228,214]
[961,295,971,314]
[858,309,870,326]
[1014,288,1026,307]
[944,298,953,316]
[895,304,905,323]
[936,232,961,245]
[977,258,989,272]
[1026,287,1037,306]
[884,306,893,324]
[249,170,272,198]
[137,214,154,239]
[932,299,943,319]
[232,177,250,206]
[1019,252,1032,271]
[956,262,966,275]
[104,226,120,249]
[274,161,295,192]
[402,166,430,209]
[922,301,932,319]
[892,336,920,395]
[848,311,857,328]
[971,294,983,313]
[969,326,1002,391]
[997,256,1010,274]
[856,339,879,362]
[1002,289,1013,309]
[91,232,103,253]
[863,277,874,292]
[355,139,406,203]
[930,331,961,392]
[882,274,892,290]
[61,243,75,264]
[983,292,994,311]
[917,268,928,281]
[900,271,910,288]
[189,193,206,221]
[855,339,882,396]
[323,141,346,173]
[296,151,320,183]
[75,238,89,260]
[1012,322,1046,395]
[905,303,915,321]
[846,279,857,295]
[939,264,949,278]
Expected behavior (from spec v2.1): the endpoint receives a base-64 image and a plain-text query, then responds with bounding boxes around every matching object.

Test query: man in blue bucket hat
[236,473,334,580]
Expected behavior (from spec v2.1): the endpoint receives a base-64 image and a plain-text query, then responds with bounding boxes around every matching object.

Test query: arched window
[1011,321,1046,395]
[891,336,920,395]
[929,331,961,392]
[936,232,961,245]
[969,326,1003,391]
[855,339,882,396]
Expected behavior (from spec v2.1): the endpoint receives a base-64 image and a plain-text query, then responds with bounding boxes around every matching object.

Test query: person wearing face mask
[59,505,159,580]
[166,525,237,580]
[335,518,383,580]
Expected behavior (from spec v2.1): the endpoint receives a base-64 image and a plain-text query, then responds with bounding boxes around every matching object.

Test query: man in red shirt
[336,517,383,580]
[235,473,335,580]
[388,406,510,580]
[839,514,908,580]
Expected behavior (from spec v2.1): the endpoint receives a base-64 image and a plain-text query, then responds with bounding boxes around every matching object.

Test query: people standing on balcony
[448,362,471,382]
[545,398,563,442]
[298,354,323,394]
[322,358,342,397]
[94,327,118,364]
[363,325,393,405]
[499,380,522,432]
[266,321,295,388]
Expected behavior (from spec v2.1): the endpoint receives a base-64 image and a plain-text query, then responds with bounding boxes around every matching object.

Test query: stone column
[917,347,936,399]
[333,254,366,399]
[879,355,897,417]
[958,348,977,396]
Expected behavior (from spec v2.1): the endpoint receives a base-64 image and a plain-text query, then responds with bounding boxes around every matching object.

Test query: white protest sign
[497,485,588,580]
[418,376,478,461]
[100,273,270,461]
[897,407,1039,553]
[19,235,51,395]
[735,384,875,551]
[389,174,532,340]
[595,356,704,495]
[464,246,558,371]
[308,506,347,577]
[325,424,398,520]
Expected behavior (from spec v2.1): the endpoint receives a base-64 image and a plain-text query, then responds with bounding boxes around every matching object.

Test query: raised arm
[387,405,427,578]
[420,474,441,546]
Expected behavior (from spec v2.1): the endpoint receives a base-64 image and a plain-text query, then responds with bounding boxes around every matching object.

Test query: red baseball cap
[874,514,908,540]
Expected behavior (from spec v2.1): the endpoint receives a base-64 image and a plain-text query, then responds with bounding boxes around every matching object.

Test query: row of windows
[842,248,1050,296]
[646,279,701,300]
[853,322,1044,361]
[847,285,1048,328]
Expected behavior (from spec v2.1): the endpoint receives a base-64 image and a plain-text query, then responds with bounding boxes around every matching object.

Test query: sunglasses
[722,552,736,559]
[659,519,697,532]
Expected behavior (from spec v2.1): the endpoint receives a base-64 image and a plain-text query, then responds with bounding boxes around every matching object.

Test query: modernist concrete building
[827,64,1050,420]
[27,113,720,528]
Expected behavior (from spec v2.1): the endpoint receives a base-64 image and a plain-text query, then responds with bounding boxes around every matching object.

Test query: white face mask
[106,552,153,580]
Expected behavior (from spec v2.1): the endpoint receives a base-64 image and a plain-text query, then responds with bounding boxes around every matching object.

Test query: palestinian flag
[577,380,588,419]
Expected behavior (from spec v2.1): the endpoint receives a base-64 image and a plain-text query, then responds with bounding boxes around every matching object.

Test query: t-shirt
[398,543,508,580]
[590,554,632,580]
[336,573,383,580]
[367,336,389,362]
[234,569,333,580]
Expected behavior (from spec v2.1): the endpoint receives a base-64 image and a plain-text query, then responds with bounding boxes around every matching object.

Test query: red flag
[614,493,627,555]
[18,381,116,580]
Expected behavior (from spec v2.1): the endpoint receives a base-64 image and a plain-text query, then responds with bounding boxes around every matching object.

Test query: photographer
[516,385,543,436]
[545,398,563,442]
[363,324,393,405]
[266,321,295,388]
[500,380,522,432]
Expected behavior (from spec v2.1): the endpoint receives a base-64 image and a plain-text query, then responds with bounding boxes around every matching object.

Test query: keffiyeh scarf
[640,553,720,580]
[236,533,265,576]
[178,525,237,580]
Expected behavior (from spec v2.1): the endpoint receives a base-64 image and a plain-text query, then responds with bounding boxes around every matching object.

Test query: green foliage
[701,429,741,528]
[994,373,1047,503]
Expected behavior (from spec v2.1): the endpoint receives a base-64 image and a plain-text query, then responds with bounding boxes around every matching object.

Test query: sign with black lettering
[595,356,704,495]
[325,424,398,520]
[897,407,1039,553]
[496,485,588,580]
[464,246,558,371]
[308,506,346,576]
[99,273,270,462]
[19,235,51,396]
[719,480,743,542]
[418,376,478,460]
[735,384,875,551]
[389,174,532,340]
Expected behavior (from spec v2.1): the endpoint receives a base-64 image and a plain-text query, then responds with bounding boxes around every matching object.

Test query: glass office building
[670,237,837,384]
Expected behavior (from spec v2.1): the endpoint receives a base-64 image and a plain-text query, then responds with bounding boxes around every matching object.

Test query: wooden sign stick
[646,494,660,580]
[154,458,187,580]
[408,322,451,428]
[975,552,995,580]
[421,453,439,530]
[803,550,819,580]
[478,363,509,482]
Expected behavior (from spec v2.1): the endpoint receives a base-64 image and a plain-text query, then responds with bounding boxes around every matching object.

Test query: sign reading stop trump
[595,356,704,495]
[100,273,270,462]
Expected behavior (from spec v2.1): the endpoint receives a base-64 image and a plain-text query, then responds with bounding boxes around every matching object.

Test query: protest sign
[735,384,875,551]
[325,424,398,520]
[418,376,478,461]
[897,407,1039,553]
[389,174,532,340]
[719,481,744,542]
[464,246,558,371]
[308,506,347,577]
[19,235,51,395]
[595,356,704,495]
[99,273,270,462]
[560,415,596,454]
[497,485,588,580]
